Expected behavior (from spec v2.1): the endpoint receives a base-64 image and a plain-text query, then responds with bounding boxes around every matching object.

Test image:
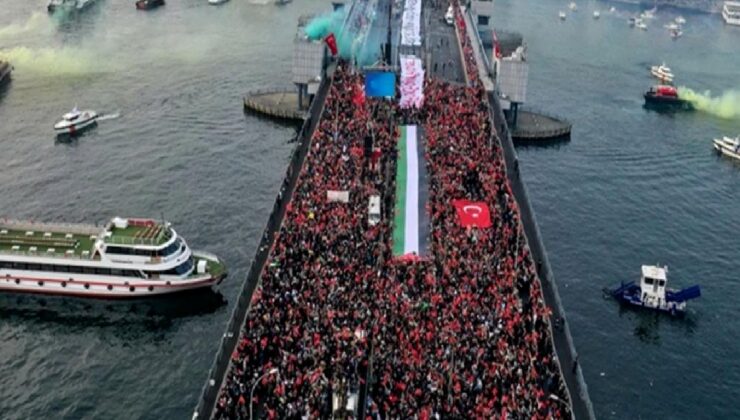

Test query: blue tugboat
[605,265,701,316]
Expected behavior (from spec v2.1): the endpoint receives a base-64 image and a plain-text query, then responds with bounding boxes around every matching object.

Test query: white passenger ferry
[723,1,740,25]
[0,217,226,299]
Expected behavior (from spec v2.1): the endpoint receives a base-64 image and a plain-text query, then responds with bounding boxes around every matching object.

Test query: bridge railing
[192,63,336,420]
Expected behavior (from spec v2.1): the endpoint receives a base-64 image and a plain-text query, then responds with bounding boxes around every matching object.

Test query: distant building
[292,15,327,108]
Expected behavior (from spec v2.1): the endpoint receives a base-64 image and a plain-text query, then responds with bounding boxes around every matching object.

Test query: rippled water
[0,1,327,418]
[2,0,739,418]
[492,0,740,418]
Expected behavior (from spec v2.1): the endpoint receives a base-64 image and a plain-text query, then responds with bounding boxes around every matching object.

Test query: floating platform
[243,90,307,122]
[511,110,571,142]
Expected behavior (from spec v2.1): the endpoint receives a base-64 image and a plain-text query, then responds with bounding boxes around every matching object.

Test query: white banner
[327,190,350,203]
[401,0,422,46]
[399,55,425,109]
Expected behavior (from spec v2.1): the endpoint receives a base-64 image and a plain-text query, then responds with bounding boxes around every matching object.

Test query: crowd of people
[214,64,397,419]
[214,1,570,418]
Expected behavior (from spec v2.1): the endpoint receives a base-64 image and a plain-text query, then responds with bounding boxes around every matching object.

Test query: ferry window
[478,16,489,26]
[28,263,41,270]
[83,266,95,274]
[95,268,112,275]
[13,262,27,270]
[53,265,69,272]
[0,261,10,269]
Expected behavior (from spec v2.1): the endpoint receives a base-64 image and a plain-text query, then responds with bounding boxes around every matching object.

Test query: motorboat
[640,6,657,19]
[208,0,229,4]
[135,0,165,10]
[636,19,648,30]
[650,63,674,84]
[723,1,740,25]
[675,16,686,24]
[628,16,637,27]
[54,107,98,135]
[644,85,693,110]
[610,6,617,13]
[604,265,700,316]
[593,10,600,19]
[559,11,567,20]
[48,0,96,13]
[713,136,740,161]
[446,6,455,25]
[569,2,577,11]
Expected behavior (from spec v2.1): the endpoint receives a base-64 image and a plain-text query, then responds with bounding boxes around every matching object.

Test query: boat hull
[136,0,165,10]
[54,117,98,135]
[713,139,740,161]
[0,270,226,299]
[606,283,687,315]
[644,94,693,111]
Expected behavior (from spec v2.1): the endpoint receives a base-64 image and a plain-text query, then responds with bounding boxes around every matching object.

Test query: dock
[243,89,306,122]
[512,109,572,142]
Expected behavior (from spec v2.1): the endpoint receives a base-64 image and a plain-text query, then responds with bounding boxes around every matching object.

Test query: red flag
[352,82,365,106]
[324,33,338,56]
[453,199,492,228]
[493,30,502,59]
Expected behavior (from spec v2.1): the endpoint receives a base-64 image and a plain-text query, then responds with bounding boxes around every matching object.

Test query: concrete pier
[512,110,572,142]
[243,89,306,122]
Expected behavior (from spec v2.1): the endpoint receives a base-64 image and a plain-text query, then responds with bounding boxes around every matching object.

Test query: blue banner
[365,71,396,98]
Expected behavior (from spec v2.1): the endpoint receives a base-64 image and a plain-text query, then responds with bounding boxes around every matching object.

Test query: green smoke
[304,7,377,65]
[679,87,740,119]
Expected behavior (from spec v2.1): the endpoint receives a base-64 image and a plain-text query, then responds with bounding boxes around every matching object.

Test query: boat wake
[97,112,121,121]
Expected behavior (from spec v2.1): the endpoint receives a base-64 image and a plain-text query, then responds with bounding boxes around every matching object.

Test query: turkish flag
[324,33,338,56]
[453,199,492,228]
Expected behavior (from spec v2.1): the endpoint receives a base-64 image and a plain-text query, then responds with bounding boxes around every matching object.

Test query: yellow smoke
[0,12,51,40]
[0,46,114,76]
[678,87,740,119]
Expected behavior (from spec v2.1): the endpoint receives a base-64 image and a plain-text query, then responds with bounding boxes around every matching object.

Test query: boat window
[659,280,665,286]
[644,277,654,285]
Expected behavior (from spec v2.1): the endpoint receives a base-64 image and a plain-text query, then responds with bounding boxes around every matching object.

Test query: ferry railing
[0,219,102,236]
[193,62,336,420]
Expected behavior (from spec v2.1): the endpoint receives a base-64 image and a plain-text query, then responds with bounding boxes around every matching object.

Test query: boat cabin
[651,85,678,97]
[640,265,667,301]
[63,109,81,121]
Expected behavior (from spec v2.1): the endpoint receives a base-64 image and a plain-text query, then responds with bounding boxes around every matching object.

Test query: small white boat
[636,19,648,30]
[208,0,229,4]
[628,16,637,27]
[54,107,98,135]
[593,10,601,19]
[641,7,656,19]
[713,135,740,160]
[569,2,577,11]
[559,11,567,20]
[610,6,617,13]
[675,16,686,24]
[670,28,683,39]
[650,63,674,83]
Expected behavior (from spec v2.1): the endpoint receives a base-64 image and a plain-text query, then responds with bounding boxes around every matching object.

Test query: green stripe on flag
[392,126,407,256]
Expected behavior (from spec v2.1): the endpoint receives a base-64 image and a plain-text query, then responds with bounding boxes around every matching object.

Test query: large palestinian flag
[392,125,429,259]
